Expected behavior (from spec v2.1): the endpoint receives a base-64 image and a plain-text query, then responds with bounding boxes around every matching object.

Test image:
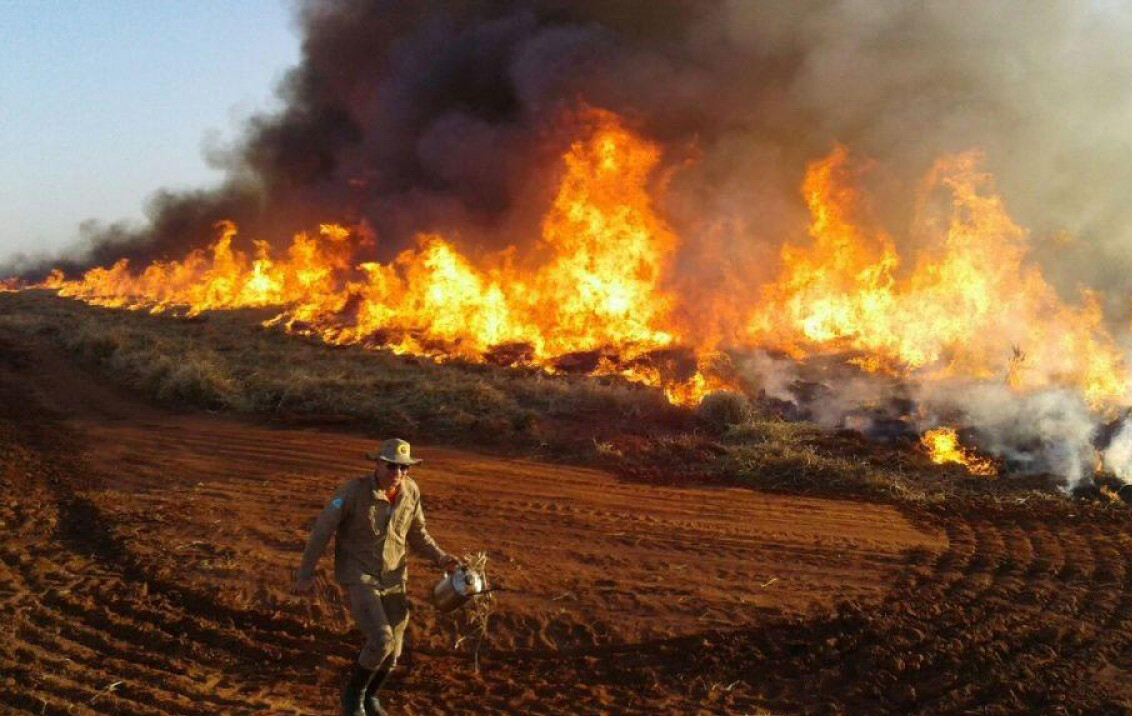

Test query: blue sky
[0,0,300,261]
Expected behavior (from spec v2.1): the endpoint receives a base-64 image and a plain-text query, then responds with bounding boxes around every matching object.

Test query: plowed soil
[2,330,1131,715]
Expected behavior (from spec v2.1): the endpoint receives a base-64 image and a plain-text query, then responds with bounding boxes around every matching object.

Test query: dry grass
[447,551,495,672]
[696,390,754,432]
[0,291,679,448]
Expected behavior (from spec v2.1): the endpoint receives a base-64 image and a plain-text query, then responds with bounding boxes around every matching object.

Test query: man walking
[293,438,458,716]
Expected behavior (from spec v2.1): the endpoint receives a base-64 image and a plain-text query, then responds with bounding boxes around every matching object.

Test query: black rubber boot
[340,663,375,716]
[363,666,393,716]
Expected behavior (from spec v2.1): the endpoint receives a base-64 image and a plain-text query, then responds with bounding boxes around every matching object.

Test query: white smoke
[738,350,1132,487]
[916,382,1099,487]
[1103,420,1132,483]
[737,351,799,405]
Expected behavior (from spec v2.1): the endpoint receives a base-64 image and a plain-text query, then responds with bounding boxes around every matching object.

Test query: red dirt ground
[2,330,1131,715]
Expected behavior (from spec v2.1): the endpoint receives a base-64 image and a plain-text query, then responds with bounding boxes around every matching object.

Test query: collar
[370,474,404,504]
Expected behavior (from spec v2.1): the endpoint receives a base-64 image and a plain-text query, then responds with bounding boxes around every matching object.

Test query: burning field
[14,111,1132,489]
[7,2,1132,490]
[6,1,1132,713]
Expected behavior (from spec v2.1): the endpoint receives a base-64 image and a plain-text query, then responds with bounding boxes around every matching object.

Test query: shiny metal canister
[431,565,486,613]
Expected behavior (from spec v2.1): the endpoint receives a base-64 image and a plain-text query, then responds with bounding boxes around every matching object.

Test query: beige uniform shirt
[297,474,446,590]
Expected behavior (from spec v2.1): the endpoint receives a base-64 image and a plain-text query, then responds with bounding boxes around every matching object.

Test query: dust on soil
[1,329,1131,715]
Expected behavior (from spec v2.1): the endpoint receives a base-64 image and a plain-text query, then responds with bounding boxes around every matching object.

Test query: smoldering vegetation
[734,350,1127,490]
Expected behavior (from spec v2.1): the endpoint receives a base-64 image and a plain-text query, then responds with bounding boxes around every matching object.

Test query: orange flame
[37,110,722,404]
[286,111,679,358]
[43,221,358,315]
[749,147,1128,410]
[920,427,998,477]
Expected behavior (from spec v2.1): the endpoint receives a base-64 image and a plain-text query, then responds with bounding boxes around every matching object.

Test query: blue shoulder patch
[330,497,344,509]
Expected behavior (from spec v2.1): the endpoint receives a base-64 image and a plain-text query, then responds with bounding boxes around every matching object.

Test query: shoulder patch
[330,497,344,509]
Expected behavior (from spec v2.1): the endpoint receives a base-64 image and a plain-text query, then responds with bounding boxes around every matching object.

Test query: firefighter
[293,438,458,716]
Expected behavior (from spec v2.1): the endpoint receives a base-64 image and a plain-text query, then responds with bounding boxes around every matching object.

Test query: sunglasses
[385,463,411,473]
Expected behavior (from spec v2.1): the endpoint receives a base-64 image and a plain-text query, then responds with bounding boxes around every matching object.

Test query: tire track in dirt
[631,505,1132,715]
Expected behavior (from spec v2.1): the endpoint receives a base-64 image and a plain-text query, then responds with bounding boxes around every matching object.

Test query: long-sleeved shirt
[297,474,447,590]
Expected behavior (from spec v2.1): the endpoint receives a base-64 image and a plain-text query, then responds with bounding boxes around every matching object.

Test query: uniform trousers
[346,584,410,670]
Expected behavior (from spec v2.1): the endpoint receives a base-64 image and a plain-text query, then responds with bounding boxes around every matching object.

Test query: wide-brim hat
[366,438,422,465]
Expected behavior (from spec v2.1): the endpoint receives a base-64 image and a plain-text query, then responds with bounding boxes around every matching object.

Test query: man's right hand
[292,576,316,596]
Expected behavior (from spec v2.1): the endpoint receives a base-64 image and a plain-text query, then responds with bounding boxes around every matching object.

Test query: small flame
[1099,484,1122,503]
[42,221,358,315]
[920,427,997,477]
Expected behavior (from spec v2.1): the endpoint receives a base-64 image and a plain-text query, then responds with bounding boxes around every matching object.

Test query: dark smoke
[8,0,1132,331]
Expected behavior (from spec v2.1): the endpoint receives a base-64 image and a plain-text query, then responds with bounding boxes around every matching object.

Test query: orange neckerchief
[372,476,399,504]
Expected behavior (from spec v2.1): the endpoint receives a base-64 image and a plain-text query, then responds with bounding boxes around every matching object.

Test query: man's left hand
[439,554,460,573]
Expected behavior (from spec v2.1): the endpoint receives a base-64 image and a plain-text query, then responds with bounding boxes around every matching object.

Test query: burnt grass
[0,290,1089,506]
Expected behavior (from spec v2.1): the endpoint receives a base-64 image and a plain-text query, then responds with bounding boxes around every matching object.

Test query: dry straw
[445,551,495,672]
